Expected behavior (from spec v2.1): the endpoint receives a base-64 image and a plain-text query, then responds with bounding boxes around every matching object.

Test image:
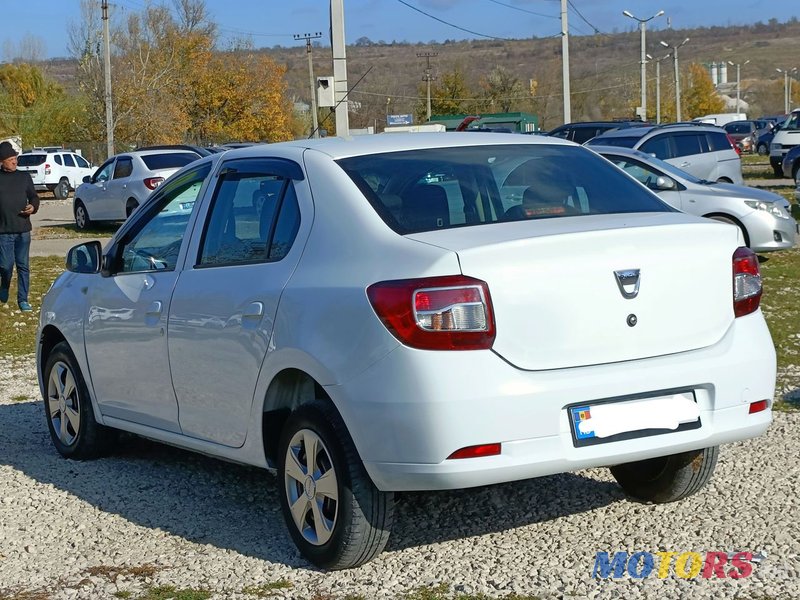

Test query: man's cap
[0,141,18,161]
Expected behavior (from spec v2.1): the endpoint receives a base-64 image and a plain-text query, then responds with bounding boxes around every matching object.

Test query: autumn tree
[417,66,475,119]
[478,66,524,113]
[682,62,725,119]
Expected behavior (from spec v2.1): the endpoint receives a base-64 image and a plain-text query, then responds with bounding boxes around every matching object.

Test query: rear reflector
[748,400,768,414]
[732,247,762,317]
[447,443,501,460]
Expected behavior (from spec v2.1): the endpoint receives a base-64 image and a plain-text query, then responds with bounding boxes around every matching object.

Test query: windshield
[336,144,672,235]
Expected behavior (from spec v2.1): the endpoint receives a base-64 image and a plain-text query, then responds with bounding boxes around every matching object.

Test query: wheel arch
[38,324,69,382]
[703,212,750,247]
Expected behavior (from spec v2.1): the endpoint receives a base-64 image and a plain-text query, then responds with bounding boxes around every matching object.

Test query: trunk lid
[408,213,740,370]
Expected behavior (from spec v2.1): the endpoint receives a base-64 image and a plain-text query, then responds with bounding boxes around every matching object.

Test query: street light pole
[623,9,664,121]
[649,53,670,124]
[294,33,323,139]
[777,67,798,114]
[728,60,750,113]
[661,38,690,122]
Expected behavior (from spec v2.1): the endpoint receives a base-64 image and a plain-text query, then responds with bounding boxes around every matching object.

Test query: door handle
[146,300,163,316]
[679,161,690,167]
[243,302,264,318]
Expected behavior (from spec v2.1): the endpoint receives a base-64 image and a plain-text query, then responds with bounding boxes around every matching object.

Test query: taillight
[726,134,742,156]
[44,163,51,174]
[733,247,761,317]
[144,177,164,190]
[367,275,495,350]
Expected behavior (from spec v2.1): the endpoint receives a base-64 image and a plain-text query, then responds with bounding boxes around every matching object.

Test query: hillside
[40,18,800,131]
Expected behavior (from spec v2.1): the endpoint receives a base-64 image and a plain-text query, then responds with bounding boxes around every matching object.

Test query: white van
[770,109,800,177]
[691,113,747,127]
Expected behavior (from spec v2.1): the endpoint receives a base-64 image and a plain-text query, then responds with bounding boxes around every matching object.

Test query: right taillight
[726,134,742,156]
[733,247,762,317]
[367,275,495,350]
[144,177,164,190]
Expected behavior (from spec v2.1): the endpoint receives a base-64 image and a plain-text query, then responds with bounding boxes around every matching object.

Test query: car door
[61,153,78,188]
[83,162,212,431]
[667,132,715,180]
[168,157,307,447]
[100,156,135,219]
[606,155,683,210]
[80,158,116,218]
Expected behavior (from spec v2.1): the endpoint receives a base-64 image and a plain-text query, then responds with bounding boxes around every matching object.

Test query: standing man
[0,141,39,312]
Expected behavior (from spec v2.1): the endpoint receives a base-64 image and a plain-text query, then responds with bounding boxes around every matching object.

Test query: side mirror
[82,175,91,183]
[655,176,676,191]
[65,241,102,274]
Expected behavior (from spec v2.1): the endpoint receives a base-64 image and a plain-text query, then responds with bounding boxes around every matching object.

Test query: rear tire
[126,199,139,218]
[74,200,92,231]
[55,178,70,200]
[610,446,719,503]
[277,401,394,570]
[43,342,117,459]
[757,143,768,156]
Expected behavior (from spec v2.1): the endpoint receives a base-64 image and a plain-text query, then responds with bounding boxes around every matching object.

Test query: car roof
[116,149,200,158]
[222,132,575,161]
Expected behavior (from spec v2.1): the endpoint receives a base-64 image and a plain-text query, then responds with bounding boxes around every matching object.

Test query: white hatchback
[37,134,775,570]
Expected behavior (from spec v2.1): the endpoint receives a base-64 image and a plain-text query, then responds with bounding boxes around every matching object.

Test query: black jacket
[0,169,39,233]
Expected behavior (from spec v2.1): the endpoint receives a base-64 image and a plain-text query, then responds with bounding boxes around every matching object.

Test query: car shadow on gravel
[0,401,623,568]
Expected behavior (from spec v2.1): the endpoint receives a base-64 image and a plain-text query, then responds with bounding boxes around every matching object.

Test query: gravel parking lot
[1,354,799,600]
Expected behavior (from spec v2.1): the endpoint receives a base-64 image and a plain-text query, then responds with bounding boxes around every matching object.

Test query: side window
[572,128,599,144]
[784,113,800,131]
[117,164,211,274]
[63,154,76,167]
[611,158,661,188]
[113,157,133,179]
[54,154,63,166]
[549,128,571,140]
[639,135,672,160]
[672,134,704,158]
[95,160,115,182]
[707,131,732,152]
[75,155,90,169]
[199,170,301,266]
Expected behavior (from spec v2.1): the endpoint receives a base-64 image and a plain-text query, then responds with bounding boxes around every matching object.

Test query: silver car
[593,145,796,252]
[73,149,200,229]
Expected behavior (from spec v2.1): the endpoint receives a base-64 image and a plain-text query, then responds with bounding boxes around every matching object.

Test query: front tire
[43,342,117,459]
[757,143,768,156]
[74,201,91,231]
[611,446,719,503]
[277,402,394,570]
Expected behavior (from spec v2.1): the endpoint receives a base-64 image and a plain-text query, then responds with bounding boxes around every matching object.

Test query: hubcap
[47,361,81,446]
[284,428,338,546]
[76,208,85,228]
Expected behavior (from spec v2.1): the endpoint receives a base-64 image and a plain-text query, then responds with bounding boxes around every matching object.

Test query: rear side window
[141,152,199,170]
[54,155,63,166]
[671,134,707,158]
[337,144,672,234]
[17,154,46,167]
[707,131,733,152]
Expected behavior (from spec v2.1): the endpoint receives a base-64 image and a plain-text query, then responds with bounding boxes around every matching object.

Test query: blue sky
[1,0,792,59]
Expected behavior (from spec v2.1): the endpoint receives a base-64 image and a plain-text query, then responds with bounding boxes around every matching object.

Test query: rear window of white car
[17,154,46,167]
[141,152,199,170]
[337,144,672,234]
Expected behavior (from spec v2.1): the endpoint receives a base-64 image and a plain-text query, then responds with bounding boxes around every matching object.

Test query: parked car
[723,120,759,153]
[72,149,201,229]
[547,120,649,144]
[593,145,796,252]
[586,123,743,184]
[136,144,226,157]
[16,149,94,199]
[781,144,800,183]
[769,109,800,177]
[38,134,775,570]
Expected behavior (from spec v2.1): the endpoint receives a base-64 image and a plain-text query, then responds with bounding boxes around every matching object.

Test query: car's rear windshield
[585,136,639,148]
[17,154,46,167]
[336,144,672,234]
[141,152,199,170]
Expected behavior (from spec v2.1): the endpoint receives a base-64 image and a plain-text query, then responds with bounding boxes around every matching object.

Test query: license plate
[180,201,195,211]
[569,391,700,447]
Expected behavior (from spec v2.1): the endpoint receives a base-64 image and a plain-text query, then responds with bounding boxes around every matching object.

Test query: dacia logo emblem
[614,269,641,299]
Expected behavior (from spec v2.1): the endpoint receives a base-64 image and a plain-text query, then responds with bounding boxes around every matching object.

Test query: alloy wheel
[47,361,81,446]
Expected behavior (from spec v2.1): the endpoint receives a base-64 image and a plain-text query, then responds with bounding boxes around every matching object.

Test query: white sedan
[37,133,775,570]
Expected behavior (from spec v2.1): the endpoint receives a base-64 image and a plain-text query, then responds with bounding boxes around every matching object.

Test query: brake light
[44,163,51,175]
[367,275,496,350]
[447,443,501,459]
[748,400,768,414]
[144,177,164,190]
[726,134,742,155]
[733,247,762,317]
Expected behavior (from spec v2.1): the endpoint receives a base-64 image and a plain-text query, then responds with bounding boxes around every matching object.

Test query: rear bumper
[327,311,775,492]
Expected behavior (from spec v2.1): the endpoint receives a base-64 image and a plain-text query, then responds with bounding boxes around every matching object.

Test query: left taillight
[367,275,496,350]
[144,176,164,190]
[727,134,742,156]
[733,247,762,317]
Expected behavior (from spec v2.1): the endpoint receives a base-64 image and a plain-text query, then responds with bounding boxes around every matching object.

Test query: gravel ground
[1,355,799,600]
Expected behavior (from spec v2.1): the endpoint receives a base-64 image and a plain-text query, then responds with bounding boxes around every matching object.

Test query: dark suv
[586,123,742,184]
[547,121,649,145]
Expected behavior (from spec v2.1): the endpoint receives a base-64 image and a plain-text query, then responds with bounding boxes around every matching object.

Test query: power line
[567,0,604,35]
[484,0,559,20]
[395,0,512,40]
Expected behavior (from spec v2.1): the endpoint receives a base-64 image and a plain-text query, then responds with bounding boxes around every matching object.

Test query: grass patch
[33,223,118,240]
[10,394,28,402]
[398,585,540,600]
[0,256,65,357]
[114,593,133,599]
[242,580,294,597]
[134,587,211,600]
[84,564,162,582]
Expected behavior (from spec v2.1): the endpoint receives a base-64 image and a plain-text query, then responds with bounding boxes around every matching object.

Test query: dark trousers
[0,232,31,304]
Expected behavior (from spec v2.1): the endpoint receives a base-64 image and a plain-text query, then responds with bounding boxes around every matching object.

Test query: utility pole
[777,67,797,114]
[560,0,571,123]
[295,32,323,138]
[330,0,349,136]
[101,0,114,158]
[661,38,689,122]
[728,60,749,113]
[417,52,437,121]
